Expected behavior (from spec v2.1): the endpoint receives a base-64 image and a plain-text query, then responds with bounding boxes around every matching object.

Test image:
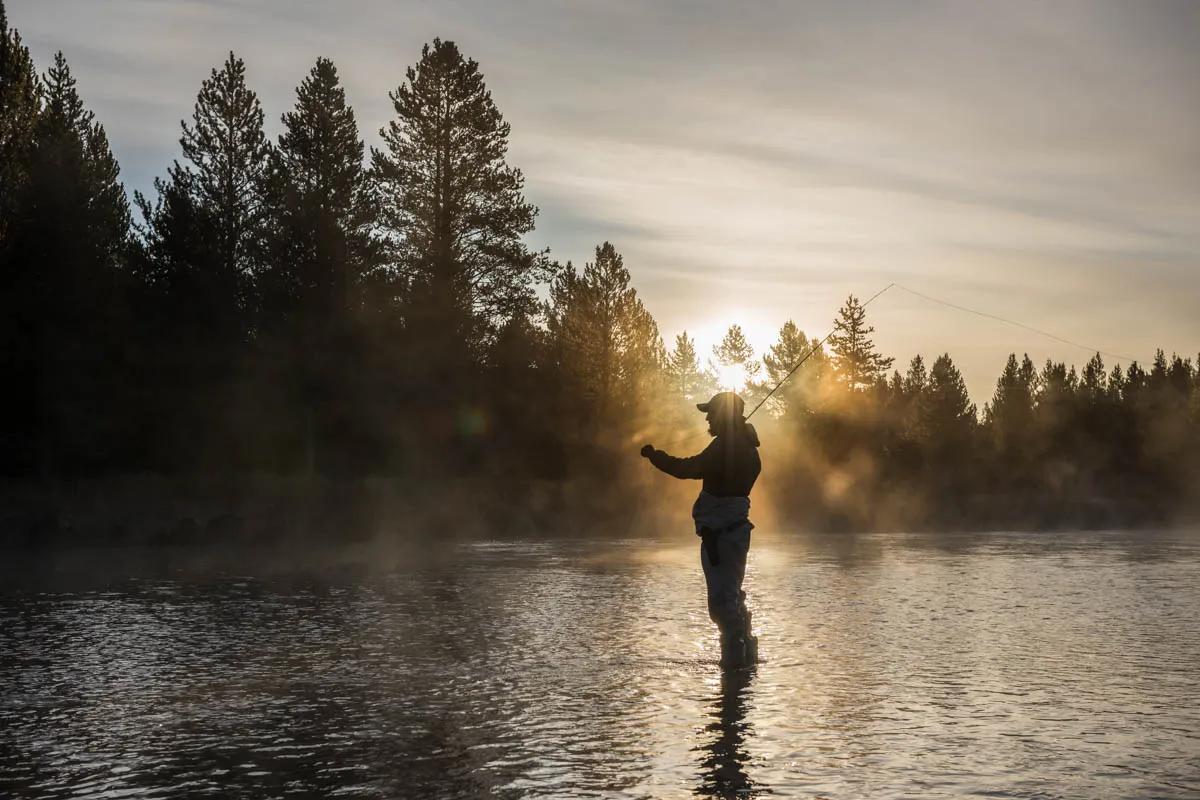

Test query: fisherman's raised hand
[640,444,655,458]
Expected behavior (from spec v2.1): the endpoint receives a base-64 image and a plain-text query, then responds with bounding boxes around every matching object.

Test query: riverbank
[1,472,1194,550]
[0,473,691,550]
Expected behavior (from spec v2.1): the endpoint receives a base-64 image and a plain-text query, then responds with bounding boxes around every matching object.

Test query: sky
[9,0,1199,402]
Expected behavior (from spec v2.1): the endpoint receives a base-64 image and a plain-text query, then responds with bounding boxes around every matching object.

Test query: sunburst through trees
[1,0,1198,532]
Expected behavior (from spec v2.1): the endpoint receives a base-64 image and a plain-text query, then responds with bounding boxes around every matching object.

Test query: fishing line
[744,282,896,420]
[891,284,1138,364]
[742,282,1140,421]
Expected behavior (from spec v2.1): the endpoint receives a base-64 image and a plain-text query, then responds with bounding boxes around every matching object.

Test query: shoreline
[1,474,1194,551]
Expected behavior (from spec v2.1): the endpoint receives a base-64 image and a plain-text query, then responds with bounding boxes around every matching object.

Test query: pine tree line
[2,5,1197,531]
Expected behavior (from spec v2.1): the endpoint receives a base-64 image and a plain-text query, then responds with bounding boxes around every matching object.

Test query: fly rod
[744,282,895,421]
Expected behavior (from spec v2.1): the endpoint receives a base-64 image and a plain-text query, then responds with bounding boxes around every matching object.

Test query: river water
[2,530,1198,799]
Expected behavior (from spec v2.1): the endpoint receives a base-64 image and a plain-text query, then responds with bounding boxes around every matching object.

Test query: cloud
[7,0,1198,401]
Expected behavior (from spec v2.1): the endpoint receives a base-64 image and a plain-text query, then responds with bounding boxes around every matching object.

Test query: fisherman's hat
[696,391,744,418]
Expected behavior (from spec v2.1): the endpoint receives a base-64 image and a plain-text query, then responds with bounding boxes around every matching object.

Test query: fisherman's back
[645,428,761,497]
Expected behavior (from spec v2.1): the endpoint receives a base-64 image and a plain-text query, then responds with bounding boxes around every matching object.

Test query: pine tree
[136,51,270,329]
[898,354,928,437]
[1167,353,1194,397]
[487,307,551,464]
[257,58,383,472]
[752,320,823,415]
[0,0,40,243]
[1149,348,1168,389]
[827,294,893,390]
[900,353,976,508]
[4,51,131,475]
[921,354,976,443]
[545,242,663,424]
[0,3,43,470]
[903,354,928,396]
[1080,353,1107,402]
[1190,355,1200,428]
[984,353,1037,457]
[184,52,270,281]
[666,331,716,401]
[1107,363,1126,398]
[713,323,753,366]
[491,308,543,386]
[132,52,270,468]
[372,38,550,341]
[1036,359,1077,441]
[712,324,761,390]
[139,51,270,329]
[264,57,378,324]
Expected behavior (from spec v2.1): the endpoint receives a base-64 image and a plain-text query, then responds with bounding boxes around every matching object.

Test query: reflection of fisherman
[640,391,761,667]
[696,667,762,797]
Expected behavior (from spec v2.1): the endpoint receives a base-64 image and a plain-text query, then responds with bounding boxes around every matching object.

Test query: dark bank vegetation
[1,3,1198,543]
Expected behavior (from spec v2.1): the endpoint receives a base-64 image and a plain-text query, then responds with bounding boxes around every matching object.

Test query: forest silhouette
[2,2,1198,541]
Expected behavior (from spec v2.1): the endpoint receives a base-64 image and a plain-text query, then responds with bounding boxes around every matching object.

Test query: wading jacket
[647,426,761,498]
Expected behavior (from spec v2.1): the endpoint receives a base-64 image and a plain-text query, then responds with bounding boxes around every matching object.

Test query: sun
[714,361,749,392]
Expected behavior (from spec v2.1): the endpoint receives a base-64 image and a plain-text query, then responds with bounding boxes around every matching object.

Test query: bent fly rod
[744,282,895,421]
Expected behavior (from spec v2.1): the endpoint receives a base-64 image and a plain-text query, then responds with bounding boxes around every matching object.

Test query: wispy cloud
[8,0,1198,399]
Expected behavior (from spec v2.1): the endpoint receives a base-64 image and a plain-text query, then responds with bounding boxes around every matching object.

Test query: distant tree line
[2,3,1197,530]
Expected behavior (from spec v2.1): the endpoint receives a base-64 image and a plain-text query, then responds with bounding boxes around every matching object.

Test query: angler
[641,391,761,668]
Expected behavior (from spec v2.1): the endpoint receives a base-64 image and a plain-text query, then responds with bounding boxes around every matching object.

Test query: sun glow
[714,361,749,392]
[686,312,776,394]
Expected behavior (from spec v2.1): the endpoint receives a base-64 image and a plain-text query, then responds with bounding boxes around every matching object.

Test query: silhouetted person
[641,391,761,667]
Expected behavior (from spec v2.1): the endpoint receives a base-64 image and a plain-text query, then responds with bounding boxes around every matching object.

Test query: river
[2,529,1198,798]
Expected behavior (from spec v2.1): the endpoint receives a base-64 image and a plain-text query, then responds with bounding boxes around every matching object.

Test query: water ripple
[1,529,1199,798]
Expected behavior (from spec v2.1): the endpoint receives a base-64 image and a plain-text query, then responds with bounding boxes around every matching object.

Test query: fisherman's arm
[639,441,715,480]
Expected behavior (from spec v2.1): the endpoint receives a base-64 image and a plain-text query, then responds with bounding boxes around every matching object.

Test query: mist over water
[2,529,1198,799]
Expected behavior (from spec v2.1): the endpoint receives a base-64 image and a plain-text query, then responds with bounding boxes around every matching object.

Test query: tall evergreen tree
[260,57,381,473]
[0,2,43,473]
[1079,353,1112,421]
[1080,353,1108,402]
[34,55,129,261]
[545,242,663,425]
[490,308,544,395]
[713,323,754,366]
[181,51,270,287]
[486,306,563,475]
[1190,356,1200,428]
[666,331,716,402]
[133,52,270,468]
[920,354,976,444]
[0,0,40,243]
[753,320,823,416]
[138,51,270,338]
[828,294,893,391]
[1035,359,1077,443]
[1107,363,1126,398]
[897,354,928,438]
[984,353,1037,455]
[903,354,928,396]
[264,57,378,323]
[372,38,550,344]
[1138,350,1195,502]
[712,324,761,390]
[4,51,131,475]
